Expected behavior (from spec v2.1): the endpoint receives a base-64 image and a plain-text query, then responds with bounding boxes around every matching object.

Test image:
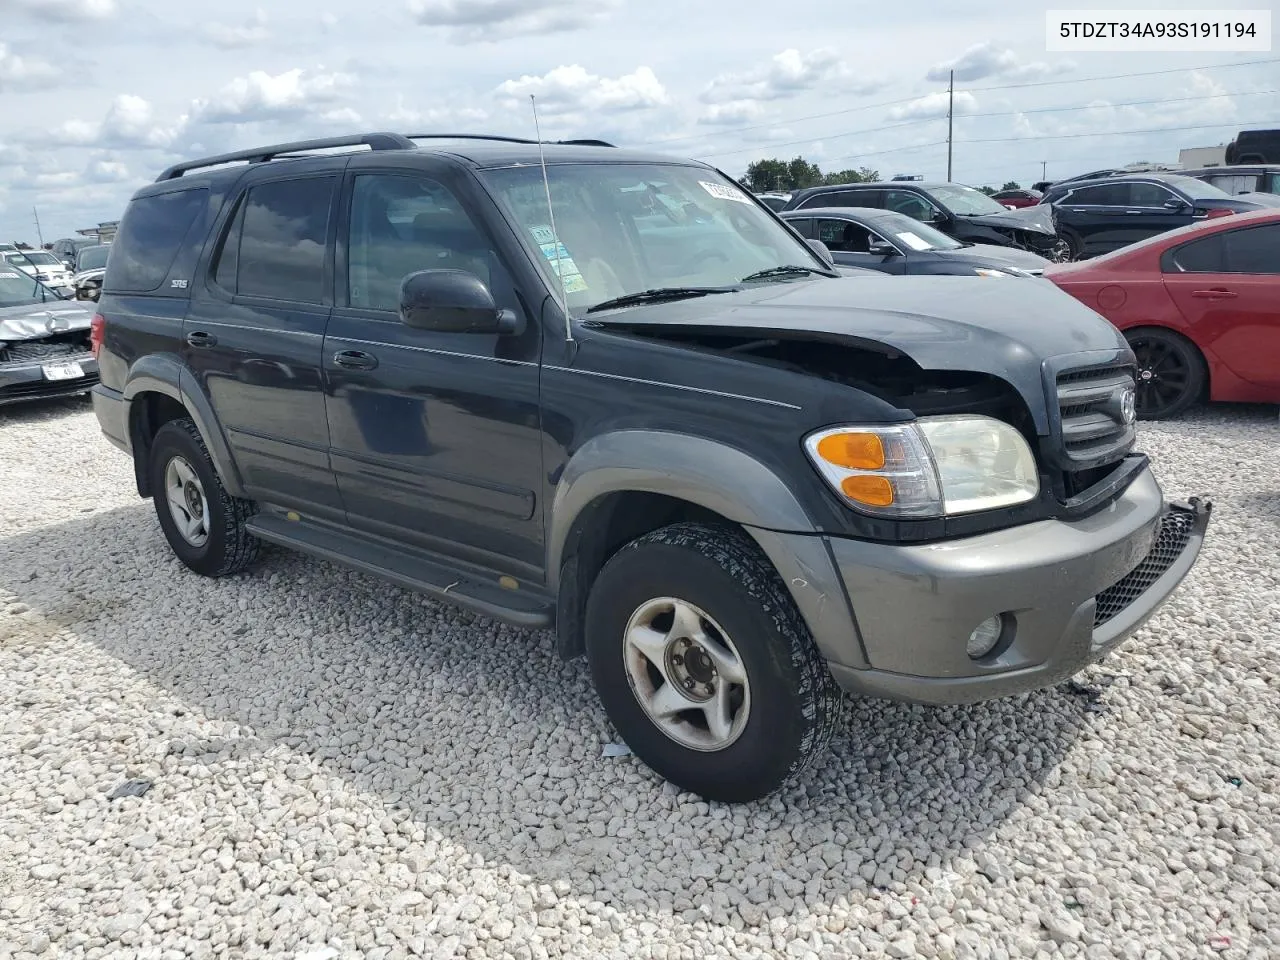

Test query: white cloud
[702,48,877,105]
[496,65,668,116]
[40,95,183,149]
[698,101,765,126]
[407,0,619,42]
[926,43,1073,83]
[195,68,355,124]
[203,10,270,49]
[889,91,978,121]
[0,0,117,20]
[85,159,130,183]
[0,43,57,89]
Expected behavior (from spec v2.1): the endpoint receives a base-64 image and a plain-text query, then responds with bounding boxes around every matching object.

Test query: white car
[3,251,74,296]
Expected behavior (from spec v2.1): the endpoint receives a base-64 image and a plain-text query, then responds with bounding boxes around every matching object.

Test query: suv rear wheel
[585,521,844,802]
[149,418,261,577]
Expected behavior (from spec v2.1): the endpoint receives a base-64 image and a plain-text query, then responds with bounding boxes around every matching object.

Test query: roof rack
[405,134,615,148]
[155,133,416,181]
[155,131,618,182]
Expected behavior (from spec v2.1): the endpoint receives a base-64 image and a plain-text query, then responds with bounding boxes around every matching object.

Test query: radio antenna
[531,95,573,343]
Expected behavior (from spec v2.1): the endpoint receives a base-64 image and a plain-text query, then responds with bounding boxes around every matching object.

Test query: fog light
[967,615,1004,659]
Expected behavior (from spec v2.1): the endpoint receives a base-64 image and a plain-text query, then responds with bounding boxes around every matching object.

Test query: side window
[1205,174,1255,196]
[346,173,506,313]
[818,219,875,253]
[785,218,814,239]
[1222,224,1280,274]
[883,190,937,222]
[1129,182,1176,207]
[1067,184,1126,206]
[109,188,208,292]
[1167,234,1223,273]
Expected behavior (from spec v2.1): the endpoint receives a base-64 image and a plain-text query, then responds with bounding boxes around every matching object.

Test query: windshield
[23,251,60,266]
[4,253,33,268]
[77,246,110,270]
[929,184,1010,216]
[1162,175,1233,201]
[480,163,829,313]
[869,211,964,250]
[0,268,54,307]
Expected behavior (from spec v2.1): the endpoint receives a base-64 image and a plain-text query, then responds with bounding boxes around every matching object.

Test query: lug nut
[671,654,683,665]
[683,678,696,690]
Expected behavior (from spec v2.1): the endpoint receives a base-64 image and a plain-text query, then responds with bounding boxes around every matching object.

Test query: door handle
[1190,289,1238,299]
[333,349,378,370]
[185,331,217,348]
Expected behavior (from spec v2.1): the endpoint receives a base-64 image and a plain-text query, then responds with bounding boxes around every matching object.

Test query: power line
[692,88,1275,160]
[640,56,1279,151]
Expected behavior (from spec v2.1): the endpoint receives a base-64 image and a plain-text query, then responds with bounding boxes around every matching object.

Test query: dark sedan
[1040,174,1263,259]
[782,207,1052,277]
[0,269,98,407]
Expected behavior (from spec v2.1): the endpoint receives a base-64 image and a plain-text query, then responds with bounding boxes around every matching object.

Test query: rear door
[1163,222,1280,389]
[185,169,344,518]
[1056,183,1132,254]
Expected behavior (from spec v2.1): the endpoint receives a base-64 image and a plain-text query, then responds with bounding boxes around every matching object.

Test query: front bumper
[818,467,1210,704]
[0,353,99,406]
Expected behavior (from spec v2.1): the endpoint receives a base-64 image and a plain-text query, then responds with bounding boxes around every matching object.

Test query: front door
[185,170,344,519]
[1163,221,1280,390]
[322,166,546,577]
[816,218,906,274]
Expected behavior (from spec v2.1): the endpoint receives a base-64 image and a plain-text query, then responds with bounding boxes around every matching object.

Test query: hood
[936,243,1052,272]
[957,204,1057,235]
[585,275,1130,433]
[0,301,94,341]
[1235,191,1280,208]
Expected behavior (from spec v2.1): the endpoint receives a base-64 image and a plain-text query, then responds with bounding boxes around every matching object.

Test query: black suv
[91,132,1210,801]
[782,180,1069,261]
[1040,174,1263,258]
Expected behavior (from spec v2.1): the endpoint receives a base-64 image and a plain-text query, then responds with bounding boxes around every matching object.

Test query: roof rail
[155,132,416,181]
[406,133,615,148]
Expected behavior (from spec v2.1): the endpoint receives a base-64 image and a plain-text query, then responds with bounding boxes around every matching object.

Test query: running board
[244,513,554,629]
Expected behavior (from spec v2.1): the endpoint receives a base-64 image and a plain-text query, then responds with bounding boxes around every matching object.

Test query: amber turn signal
[840,474,894,506]
[816,432,885,470]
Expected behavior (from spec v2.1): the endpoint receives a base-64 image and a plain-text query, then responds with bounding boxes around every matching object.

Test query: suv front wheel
[148,418,261,577]
[585,522,844,802]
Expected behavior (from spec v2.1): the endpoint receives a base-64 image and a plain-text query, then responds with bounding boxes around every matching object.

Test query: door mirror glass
[867,238,897,256]
[400,269,523,335]
[805,238,834,266]
[1163,197,1188,210]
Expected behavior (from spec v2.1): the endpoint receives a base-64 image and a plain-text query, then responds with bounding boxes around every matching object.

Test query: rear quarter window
[107,188,209,293]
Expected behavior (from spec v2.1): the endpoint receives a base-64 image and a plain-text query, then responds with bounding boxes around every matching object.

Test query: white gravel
[1,396,1277,960]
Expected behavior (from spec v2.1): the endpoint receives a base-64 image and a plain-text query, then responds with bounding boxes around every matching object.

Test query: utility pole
[33,207,44,247]
[946,70,954,182]
[1041,161,1047,182]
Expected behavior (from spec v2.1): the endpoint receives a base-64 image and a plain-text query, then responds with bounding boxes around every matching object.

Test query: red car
[990,188,1043,209]
[1045,209,1280,418]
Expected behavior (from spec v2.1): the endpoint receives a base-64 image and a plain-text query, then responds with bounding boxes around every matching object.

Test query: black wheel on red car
[1125,328,1205,420]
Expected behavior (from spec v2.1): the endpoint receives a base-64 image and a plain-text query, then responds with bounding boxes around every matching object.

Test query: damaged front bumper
[0,351,99,406]
[809,467,1211,704]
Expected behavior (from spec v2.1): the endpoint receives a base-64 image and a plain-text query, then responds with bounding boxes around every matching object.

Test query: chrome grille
[1055,365,1137,467]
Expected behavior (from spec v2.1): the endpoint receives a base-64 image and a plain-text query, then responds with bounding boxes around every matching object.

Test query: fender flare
[548,430,868,669]
[122,353,247,498]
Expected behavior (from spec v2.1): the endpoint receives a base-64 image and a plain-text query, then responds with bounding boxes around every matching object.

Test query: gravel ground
[0,397,1277,960]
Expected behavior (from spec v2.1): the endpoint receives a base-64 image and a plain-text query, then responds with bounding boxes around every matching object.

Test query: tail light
[90,314,105,358]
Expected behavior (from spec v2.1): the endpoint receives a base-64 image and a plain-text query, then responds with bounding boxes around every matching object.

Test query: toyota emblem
[1120,386,1136,424]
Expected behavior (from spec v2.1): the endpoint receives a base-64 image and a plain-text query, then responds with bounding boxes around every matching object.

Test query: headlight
[973,268,1014,278]
[804,415,1040,517]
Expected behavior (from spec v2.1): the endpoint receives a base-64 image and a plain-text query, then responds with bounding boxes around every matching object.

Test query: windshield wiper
[740,264,833,283]
[586,286,735,313]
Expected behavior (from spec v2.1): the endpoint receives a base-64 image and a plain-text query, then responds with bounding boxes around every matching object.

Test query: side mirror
[399,269,524,335]
[867,239,897,256]
[1163,198,1188,210]
[805,238,835,267]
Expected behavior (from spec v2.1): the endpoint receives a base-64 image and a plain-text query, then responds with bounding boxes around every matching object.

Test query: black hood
[931,244,1052,272]
[956,203,1057,235]
[584,275,1131,432]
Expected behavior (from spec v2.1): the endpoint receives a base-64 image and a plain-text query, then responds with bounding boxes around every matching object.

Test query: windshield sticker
[698,180,752,204]
[0,272,22,280]
[533,234,588,293]
[895,232,932,251]
[530,224,558,245]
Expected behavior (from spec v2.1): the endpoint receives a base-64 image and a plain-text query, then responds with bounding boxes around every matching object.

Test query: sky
[0,0,1276,242]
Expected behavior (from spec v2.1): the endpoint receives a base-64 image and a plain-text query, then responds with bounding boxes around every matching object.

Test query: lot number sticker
[699,181,752,204]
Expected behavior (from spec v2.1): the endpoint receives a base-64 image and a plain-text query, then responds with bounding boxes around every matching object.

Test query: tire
[148,418,261,577]
[584,521,844,803]
[1060,228,1084,261]
[1124,328,1206,420]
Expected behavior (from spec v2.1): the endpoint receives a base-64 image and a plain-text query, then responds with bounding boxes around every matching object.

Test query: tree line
[741,156,1024,195]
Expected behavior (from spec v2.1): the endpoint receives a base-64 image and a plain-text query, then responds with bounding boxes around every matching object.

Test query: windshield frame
[1160,175,1234,202]
[928,184,1012,217]
[478,160,835,316]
